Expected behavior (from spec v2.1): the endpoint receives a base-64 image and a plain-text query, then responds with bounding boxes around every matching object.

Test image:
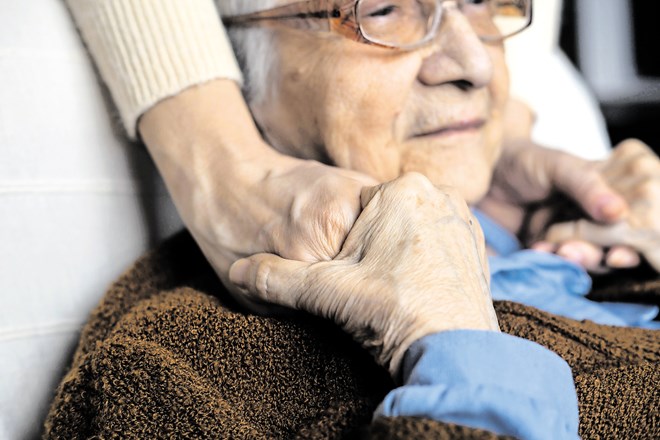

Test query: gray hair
[215,0,280,106]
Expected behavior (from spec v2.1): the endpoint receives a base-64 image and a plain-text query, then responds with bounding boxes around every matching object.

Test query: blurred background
[561,0,660,151]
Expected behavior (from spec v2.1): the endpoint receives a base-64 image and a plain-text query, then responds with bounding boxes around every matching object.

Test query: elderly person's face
[248,2,510,203]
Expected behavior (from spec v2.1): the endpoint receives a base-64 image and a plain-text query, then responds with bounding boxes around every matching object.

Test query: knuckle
[398,172,435,192]
[618,138,650,155]
[253,260,274,300]
[385,173,436,209]
[629,156,659,175]
[633,176,660,197]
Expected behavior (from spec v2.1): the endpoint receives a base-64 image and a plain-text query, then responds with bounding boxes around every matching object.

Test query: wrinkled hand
[478,138,636,270]
[230,173,499,376]
[484,98,626,236]
[138,80,377,312]
[544,140,660,271]
[172,151,378,312]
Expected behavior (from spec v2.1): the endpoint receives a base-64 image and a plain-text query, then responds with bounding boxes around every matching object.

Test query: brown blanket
[44,232,660,439]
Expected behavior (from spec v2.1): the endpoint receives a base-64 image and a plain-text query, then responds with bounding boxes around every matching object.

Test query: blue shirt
[375,210,658,436]
[473,209,660,329]
[376,331,579,439]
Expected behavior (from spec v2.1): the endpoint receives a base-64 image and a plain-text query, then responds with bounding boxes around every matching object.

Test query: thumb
[545,220,629,248]
[553,159,628,222]
[546,220,660,272]
[229,253,311,309]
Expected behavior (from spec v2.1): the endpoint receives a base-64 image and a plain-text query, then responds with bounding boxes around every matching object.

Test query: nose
[418,8,493,89]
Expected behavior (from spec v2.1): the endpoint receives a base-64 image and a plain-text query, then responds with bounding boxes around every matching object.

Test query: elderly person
[210,0,660,327]
[46,0,659,438]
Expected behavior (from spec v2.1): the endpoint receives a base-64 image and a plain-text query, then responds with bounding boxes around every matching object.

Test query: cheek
[400,142,496,203]
[489,46,510,107]
[486,48,509,166]
[319,55,422,180]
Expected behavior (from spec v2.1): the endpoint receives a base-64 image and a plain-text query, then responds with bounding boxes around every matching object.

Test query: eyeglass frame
[222,0,534,51]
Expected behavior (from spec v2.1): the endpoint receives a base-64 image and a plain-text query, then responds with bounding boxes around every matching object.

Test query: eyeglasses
[223,0,533,51]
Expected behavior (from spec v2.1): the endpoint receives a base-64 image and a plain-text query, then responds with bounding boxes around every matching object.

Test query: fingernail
[229,259,250,287]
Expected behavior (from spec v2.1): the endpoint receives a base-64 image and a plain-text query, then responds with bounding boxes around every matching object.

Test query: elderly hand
[139,80,377,312]
[478,137,638,270]
[229,173,499,377]
[543,140,660,272]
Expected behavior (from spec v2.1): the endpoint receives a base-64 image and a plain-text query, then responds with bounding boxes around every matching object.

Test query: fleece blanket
[44,232,660,439]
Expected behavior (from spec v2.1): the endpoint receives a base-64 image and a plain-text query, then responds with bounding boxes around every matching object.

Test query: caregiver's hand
[229,173,499,377]
[544,140,660,272]
[478,136,640,271]
[139,80,377,306]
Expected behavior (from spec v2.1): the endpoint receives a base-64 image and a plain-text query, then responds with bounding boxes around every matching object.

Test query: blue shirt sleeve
[374,330,579,440]
[473,208,660,328]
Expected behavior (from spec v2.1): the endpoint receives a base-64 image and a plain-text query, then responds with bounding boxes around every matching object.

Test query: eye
[367,5,398,17]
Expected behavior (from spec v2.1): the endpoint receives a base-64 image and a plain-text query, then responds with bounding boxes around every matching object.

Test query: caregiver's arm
[230,174,579,439]
[139,81,375,285]
[66,0,375,300]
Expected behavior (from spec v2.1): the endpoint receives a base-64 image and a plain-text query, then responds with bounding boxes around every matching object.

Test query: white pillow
[0,1,181,438]
[505,0,612,160]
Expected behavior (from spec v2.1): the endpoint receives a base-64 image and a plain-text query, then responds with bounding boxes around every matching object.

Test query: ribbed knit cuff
[67,0,243,139]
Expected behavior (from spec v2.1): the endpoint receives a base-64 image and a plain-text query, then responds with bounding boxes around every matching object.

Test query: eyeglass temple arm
[223,1,343,26]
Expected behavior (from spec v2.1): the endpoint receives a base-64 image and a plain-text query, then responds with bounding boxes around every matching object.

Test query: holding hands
[481,136,660,272]
[230,173,499,376]
[544,140,660,271]
[139,80,376,301]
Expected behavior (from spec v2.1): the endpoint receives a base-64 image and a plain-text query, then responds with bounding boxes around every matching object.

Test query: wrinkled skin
[544,140,660,271]
[140,80,377,295]
[248,5,660,274]
[230,173,499,376]
[481,132,660,272]
[253,8,509,204]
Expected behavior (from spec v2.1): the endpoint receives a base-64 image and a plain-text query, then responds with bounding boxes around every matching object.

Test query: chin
[400,146,495,204]
[443,171,491,203]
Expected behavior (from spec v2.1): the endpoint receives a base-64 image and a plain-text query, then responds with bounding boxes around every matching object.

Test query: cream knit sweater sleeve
[66,0,243,139]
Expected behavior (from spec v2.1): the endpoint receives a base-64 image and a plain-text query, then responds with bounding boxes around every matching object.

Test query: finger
[553,158,629,222]
[612,138,655,159]
[545,220,629,248]
[229,254,311,309]
[602,139,659,181]
[604,246,641,269]
[603,153,660,183]
[360,185,383,209]
[555,240,604,270]
[531,241,557,254]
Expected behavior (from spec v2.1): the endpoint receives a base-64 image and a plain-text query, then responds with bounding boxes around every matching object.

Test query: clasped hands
[543,140,660,271]
[227,139,660,376]
[481,138,660,272]
[230,173,500,375]
[141,83,660,377]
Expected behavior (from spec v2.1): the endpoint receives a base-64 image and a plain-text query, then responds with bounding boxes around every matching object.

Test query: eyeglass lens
[356,0,530,48]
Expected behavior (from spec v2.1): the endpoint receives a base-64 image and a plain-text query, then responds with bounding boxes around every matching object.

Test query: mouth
[413,119,486,139]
